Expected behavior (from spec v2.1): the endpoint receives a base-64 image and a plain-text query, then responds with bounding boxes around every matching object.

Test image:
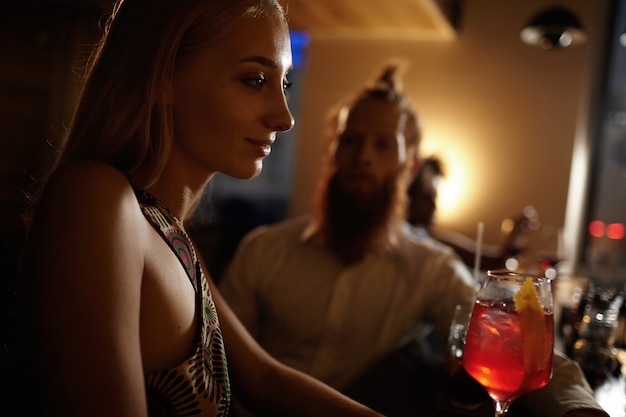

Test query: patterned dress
[137,190,231,417]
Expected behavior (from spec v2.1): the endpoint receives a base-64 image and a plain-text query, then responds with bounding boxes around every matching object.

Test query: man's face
[332,98,408,197]
[407,177,438,227]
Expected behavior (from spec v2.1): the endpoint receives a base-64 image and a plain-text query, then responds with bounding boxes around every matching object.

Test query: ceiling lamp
[520,6,587,50]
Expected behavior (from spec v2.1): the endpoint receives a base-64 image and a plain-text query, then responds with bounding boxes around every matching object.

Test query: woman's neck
[145,163,213,222]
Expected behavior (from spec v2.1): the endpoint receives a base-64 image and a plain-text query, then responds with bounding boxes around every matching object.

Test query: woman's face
[171,10,294,181]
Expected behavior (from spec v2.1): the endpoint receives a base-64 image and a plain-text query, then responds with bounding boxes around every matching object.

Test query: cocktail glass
[463,270,554,417]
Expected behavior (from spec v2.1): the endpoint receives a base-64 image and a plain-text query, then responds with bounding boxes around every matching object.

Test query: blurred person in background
[407,156,539,271]
[220,62,608,417]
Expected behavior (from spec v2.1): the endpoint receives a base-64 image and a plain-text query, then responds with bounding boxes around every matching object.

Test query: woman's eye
[246,76,266,89]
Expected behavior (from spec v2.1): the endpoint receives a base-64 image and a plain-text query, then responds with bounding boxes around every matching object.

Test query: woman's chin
[226,163,263,180]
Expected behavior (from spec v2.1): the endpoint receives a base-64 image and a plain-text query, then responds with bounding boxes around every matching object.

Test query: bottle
[571,287,622,388]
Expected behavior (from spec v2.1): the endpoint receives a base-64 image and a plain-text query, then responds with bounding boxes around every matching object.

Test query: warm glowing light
[501,218,514,234]
[588,220,605,238]
[606,223,625,240]
[587,221,624,239]
[420,142,469,224]
[438,165,467,220]
[419,128,489,233]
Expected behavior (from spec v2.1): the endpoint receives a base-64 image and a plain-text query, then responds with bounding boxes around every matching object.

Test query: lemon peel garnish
[513,277,548,373]
[514,277,543,315]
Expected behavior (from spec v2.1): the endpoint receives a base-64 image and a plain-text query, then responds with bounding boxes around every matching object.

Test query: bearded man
[220,64,609,417]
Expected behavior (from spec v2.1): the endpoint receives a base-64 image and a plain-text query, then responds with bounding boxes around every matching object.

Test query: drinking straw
[473,221,484,281]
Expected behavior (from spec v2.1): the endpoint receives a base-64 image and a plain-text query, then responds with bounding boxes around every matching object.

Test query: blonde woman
[20,1,384,416]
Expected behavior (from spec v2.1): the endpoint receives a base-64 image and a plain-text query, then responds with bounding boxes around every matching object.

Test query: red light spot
[589,220,605,238]
[606,223,625,240]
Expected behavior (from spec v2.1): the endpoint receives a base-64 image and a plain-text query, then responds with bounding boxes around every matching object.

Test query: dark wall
[1,3,108,415]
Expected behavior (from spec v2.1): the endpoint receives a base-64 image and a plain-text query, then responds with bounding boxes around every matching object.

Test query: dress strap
[135,190,201,292]
[136,190,231,416]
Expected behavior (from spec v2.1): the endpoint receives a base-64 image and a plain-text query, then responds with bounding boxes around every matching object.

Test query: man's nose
[355,141,374,165]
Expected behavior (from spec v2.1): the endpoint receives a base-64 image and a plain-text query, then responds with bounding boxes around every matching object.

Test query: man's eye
[339,134,358,146]
[375,140,391,150]
[246,76,266,89]
[283,79,293,91]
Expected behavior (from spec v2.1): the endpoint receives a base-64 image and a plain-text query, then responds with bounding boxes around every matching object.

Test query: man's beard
[320,173,399,265]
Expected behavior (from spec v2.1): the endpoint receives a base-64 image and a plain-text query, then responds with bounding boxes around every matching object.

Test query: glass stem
[494,400,512,417]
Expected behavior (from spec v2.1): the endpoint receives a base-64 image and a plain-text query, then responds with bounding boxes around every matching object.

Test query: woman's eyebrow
[239,55,293,73]
[239,55,278,68]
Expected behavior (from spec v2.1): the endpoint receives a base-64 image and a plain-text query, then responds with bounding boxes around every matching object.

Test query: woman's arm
[27,162,149,417]
[208,279,385,417]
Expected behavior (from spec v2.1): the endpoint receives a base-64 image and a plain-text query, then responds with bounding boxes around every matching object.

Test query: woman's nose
[277,109,295,132]
[267,94,295,133]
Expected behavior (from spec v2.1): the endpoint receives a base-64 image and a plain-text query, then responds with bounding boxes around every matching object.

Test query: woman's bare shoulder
[42,160,133,199]
[29,160,147,257]
[27,160,149,324]
[36,161,139,219]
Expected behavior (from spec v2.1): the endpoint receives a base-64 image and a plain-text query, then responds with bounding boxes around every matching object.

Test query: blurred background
[2,0,626,392]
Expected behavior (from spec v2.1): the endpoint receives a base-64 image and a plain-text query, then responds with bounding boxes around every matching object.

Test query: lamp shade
[520,7,587,49]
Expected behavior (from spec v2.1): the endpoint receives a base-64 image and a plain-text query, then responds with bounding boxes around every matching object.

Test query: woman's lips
[247,138,273,157]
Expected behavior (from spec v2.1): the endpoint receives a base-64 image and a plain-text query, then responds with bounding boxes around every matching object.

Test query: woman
[21,1,384,416]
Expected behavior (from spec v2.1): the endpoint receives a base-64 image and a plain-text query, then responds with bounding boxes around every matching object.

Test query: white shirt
[220,215,478,389]
[220,215,609,417]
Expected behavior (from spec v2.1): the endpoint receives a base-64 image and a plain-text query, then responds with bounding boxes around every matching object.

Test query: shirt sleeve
[219,227,267,339]
[515,351,610,417]
[414,243,479,340]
